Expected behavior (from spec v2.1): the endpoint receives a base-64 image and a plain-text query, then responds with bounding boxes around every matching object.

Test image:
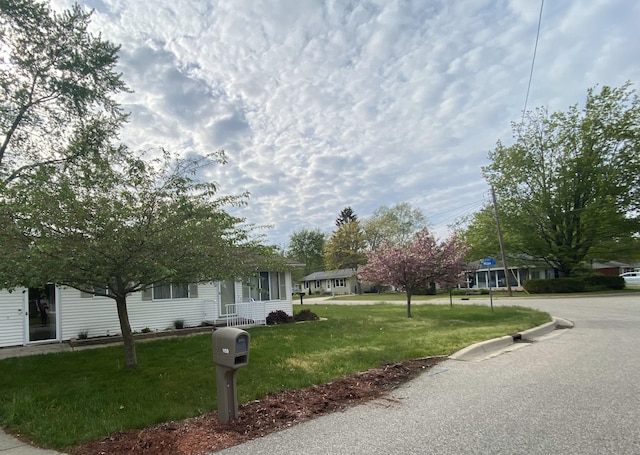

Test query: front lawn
[0,303,550,449]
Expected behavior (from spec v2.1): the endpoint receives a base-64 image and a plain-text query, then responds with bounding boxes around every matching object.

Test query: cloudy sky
[51,0,640,247]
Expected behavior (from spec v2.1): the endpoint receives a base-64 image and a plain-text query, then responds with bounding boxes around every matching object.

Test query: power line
[521,0,544,124]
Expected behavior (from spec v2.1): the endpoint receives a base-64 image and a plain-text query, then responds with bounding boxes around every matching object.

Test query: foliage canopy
[480,83,640,275]
[0,0,128,183]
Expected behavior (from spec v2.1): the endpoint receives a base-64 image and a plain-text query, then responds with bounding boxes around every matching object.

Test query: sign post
[481,258,496,312]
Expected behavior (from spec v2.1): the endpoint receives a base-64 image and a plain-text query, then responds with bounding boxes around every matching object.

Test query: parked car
[620,272,640,286]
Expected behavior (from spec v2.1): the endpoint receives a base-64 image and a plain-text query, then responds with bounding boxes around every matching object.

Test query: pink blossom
[358,228,469,317]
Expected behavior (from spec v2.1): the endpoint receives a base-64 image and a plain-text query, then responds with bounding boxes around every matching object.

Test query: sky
[51,0,640,248]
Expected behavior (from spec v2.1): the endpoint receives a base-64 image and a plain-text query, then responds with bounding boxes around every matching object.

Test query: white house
[301,269,377,295]
[0,270,294,349]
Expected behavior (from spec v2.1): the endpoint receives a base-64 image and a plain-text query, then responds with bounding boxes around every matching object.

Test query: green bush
[173,319,185,329]
[293,309,319,322]
[266,310,294,325]
[524,275,625,293]
[581,274,625,291]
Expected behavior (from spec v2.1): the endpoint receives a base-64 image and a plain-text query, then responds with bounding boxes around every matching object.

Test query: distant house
[591,261,638,276]
[465,259,639,290]
[0,270,294,349]
[465,258,556,290]
[301,269,375,295]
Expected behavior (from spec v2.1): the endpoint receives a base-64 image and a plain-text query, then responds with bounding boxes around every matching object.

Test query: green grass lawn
[0,303,550,449]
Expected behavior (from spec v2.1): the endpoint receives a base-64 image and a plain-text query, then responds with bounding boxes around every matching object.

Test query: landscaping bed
[69,356,445,455]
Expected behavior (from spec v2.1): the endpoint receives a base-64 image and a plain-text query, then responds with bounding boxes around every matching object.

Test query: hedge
[523,275,625,294]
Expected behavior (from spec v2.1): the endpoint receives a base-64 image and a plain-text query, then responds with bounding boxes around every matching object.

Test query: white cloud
[49,0,640,245]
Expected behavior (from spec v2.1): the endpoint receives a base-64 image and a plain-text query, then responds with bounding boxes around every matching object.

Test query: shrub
[581,274,625,291]
[266,310,294,325]
[293,309,319,322]
[524,275,625,294]
[173,319,185,329]
[141,327,152,333]
[524,278,584,293]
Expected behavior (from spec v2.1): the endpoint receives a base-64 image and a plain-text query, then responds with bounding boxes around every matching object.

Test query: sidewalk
[0,343,73,361]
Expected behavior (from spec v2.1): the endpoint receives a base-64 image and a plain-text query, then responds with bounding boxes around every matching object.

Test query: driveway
[218,294,640,454]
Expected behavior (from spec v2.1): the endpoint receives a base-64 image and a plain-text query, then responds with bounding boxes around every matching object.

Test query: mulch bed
[69,356,446,455]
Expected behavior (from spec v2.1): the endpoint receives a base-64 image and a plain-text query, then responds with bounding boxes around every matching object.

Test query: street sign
[481,257,496,266]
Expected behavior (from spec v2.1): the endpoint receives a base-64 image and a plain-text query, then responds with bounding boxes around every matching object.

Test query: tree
[455,205,500,260]
[335,206,358,227]
[0,143,271,369]
[358,229,468,318]
[0,0,127,184]
[482,83,640,276]
[287,228,326,279]
[324,220,367,292]
[435,234,471,306]
[324,221,366,271]
[363,202,426,250]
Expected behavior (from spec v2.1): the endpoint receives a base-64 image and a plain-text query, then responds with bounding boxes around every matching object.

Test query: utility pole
[491,186,513,296]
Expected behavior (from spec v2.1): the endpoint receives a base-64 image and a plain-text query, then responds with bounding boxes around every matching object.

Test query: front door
[27,285,58,342]
[219,281,236,316]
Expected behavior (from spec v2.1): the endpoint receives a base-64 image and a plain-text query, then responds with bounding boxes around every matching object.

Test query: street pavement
[217,294,640,454]
[1,293,639,454]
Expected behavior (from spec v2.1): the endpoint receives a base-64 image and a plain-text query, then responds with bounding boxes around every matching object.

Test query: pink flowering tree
[359,228,468,318]
[435,234,471,306]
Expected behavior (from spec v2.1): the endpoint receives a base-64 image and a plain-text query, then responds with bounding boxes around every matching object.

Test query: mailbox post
[212,327,250,423]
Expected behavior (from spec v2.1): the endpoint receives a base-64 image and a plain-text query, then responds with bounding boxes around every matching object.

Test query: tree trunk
[449,289,453,307]
[406,290,412,318]
[115,295,137,369]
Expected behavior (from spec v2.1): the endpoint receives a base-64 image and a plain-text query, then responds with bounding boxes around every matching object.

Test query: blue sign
[481,257,496,266]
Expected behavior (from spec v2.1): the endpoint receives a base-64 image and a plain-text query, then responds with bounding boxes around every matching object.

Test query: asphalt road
[216,294,640,455]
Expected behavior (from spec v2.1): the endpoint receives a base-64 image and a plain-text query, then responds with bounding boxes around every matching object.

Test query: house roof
[591,261,632,269]
[302,269,356,281]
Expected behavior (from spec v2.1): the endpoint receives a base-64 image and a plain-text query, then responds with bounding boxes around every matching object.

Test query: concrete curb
[449,316,573,361]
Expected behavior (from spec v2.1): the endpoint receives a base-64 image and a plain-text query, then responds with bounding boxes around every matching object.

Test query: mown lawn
[0,303,550,449]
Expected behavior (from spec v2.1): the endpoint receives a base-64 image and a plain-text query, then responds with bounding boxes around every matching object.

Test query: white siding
[1,271,293,347]
[60,283,219,340]
[0,288,26,347]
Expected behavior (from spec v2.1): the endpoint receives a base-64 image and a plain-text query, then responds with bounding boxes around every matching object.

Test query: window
[153,283,189,300]
[245,271,286,301]
[93,287,111,297]
[334,278,345,287]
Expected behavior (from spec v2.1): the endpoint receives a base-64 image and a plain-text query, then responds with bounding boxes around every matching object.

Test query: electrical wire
[521,0,544,124]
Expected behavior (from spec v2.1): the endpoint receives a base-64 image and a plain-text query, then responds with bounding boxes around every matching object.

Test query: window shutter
[141,288,153,301]
[189,283,198,298]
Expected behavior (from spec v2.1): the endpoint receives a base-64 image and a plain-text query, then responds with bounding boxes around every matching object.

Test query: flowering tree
[435,234,471,306]
[359,229,469,317]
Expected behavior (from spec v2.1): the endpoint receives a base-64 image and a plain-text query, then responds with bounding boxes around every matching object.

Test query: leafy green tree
[0,0,127,184]
[0,141,270,369]
[363,202,426,250]
[324,220,367,285]
[482,83,640,276]
[287,228,326,281]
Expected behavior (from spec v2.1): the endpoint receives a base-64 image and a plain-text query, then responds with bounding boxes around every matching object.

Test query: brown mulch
[69,357,445,455]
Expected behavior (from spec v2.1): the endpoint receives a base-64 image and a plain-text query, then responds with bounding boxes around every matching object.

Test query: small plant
[141,327,152,333]
[266,310,294,325]
[77,330,89,340]
[294,309,319,322]
[173,319,185,329]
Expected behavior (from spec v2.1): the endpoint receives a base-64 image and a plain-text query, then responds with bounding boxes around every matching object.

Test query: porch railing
[224,301,267,328]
